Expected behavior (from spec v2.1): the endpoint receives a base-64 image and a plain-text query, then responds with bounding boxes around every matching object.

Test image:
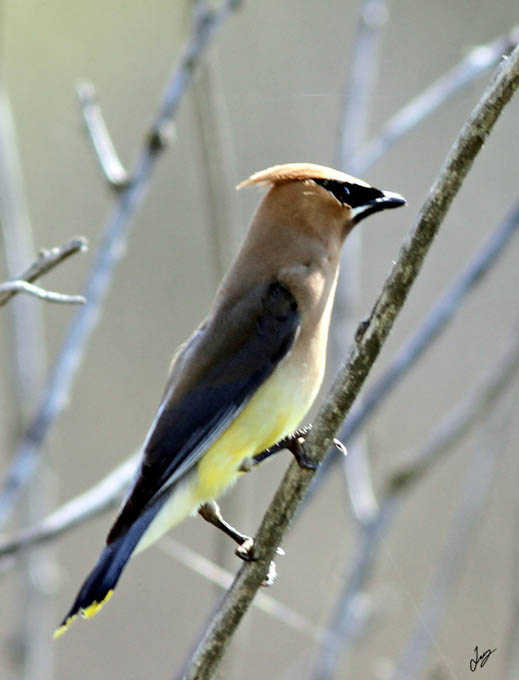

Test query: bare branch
[180,44,519,680]
[0,280,85,305]
[0,0,241,529]
[309,199,519,502]
[0,237,87,307]
[354,25,519,174]
[76,80,129,189]
[310,343,518,679]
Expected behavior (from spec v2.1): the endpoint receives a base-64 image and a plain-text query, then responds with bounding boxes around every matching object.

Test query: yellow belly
[135,358,318,554]
[195,362,314,501]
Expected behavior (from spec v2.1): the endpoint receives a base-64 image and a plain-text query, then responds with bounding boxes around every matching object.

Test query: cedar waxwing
[54,163,405,637]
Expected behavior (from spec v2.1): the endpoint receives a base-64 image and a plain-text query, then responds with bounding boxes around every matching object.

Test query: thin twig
[0,237,87,307]
[354,25,519,174]
[309,198,519,503]
[0,280,85,305]
[310,343,518,679]
[180,44,519,680]
[0,0,241,529]
[76,80,130,189]
[389,393,515,680]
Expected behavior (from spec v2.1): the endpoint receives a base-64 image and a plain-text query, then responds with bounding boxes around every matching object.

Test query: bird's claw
[261,561,277,587]
[235,537,255,561]
[333,438,347,456]
[235,538,284,561]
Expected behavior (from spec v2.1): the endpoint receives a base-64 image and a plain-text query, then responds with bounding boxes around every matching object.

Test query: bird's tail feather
[53,494,168,639]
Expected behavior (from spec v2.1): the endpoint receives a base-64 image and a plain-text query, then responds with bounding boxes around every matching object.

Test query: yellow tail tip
[81,589,114,619]
[53,615,77,640]
[52,589,114,639]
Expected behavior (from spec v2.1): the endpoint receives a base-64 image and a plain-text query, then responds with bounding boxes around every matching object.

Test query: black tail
[53,494,168,638]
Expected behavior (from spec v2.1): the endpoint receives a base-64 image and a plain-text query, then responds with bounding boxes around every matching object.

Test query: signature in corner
[469,645,496,672]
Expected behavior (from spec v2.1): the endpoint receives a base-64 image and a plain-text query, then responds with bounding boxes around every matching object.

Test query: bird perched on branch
[54,162,405,638]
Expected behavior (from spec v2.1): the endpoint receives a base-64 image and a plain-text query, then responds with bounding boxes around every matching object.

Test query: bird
[53,162,405,638]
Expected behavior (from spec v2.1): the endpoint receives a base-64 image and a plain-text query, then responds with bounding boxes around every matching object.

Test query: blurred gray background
[0,1,517,679]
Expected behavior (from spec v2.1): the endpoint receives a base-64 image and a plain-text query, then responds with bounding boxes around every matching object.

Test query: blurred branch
[337,0,389,170]
[386,345,518,495]
[191,0,241,275]
[188,5,248,676]
[0,237,87,307]
[354,25,519,174]
[309,198,519,503]
[76,80,129,189]
[0,280,85,305]
[332,0,390,526]
[332,23,518,528]
[0,455,139,561]
[389,391,515,680]
[180,45,519,680]
[0,0,241,529]
[159,536,325,643]
[0,83,57,680]
[310,342,518,679]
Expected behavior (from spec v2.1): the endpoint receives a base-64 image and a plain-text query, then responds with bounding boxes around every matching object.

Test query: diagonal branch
[307,198,519,501]
[0,454,139,561]
[179,44,519,680]
[354,25,519,174]
[0,0,241,529]
[310,342,518,679]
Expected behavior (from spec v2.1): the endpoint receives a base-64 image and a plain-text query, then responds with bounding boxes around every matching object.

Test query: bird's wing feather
[107,281,299,543]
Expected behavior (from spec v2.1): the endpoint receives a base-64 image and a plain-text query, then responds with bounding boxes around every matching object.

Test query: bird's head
[237,162,405,241]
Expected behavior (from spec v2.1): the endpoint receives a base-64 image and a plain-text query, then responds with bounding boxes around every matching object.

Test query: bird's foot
[283,426,319,470]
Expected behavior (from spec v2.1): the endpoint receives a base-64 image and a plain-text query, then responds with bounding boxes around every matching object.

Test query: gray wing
[107,281,299,543]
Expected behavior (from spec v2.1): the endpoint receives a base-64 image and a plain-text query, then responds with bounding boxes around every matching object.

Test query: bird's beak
[350,190,406,225]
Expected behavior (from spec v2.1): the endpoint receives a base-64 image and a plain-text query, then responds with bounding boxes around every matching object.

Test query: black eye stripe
[313,178,383,208]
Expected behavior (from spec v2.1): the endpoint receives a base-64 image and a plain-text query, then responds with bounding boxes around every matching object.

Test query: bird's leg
[198,500,283,586]
[239,424,318,471]
[198,500,252,552]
